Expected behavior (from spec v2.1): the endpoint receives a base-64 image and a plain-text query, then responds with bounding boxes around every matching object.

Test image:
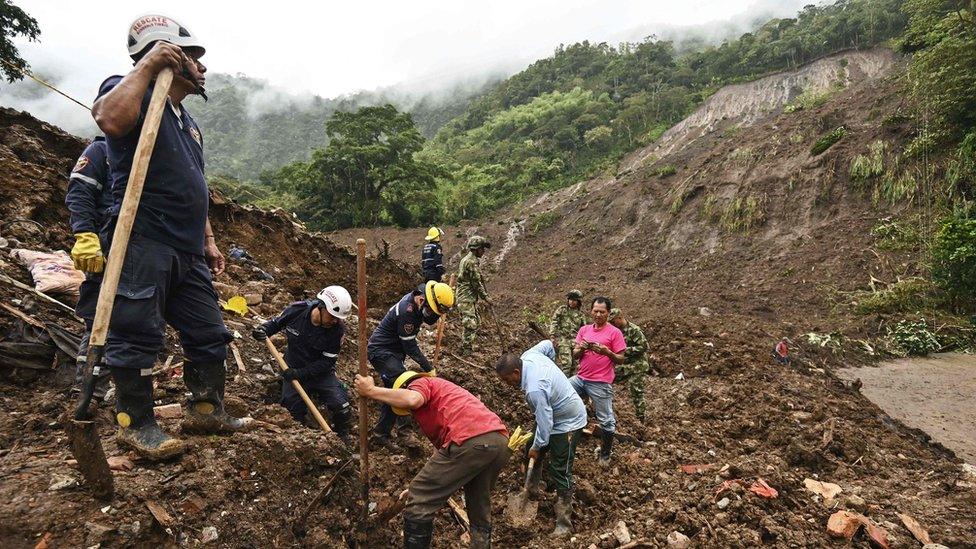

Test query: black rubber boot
[403,517,433,549]
[331,407,354,447]
[469,524,491,549]
[112,366,185,460]
[73,357,111,400]
[552,489,574,536]
[599,430,614,468]
[182,361,251,434]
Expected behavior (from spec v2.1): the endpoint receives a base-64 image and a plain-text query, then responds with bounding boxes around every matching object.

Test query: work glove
[252,327,268,341]
[281,368,299,382]
[71,232,104,273]
[507,426,532,452]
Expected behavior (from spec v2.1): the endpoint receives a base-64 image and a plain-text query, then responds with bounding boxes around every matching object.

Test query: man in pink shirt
[571,296,626,467]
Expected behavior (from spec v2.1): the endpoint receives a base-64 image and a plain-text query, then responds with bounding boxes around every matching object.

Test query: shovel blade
[67,419,114,500]
[505,491,538,525]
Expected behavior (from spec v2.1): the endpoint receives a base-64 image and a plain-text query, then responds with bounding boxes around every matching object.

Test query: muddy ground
[2,52,976,549]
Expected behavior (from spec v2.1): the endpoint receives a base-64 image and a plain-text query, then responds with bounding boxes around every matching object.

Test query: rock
[844,494,867,512]
[923,544,951,549]
[962,463,976,479]
[698,306,712,316]
[827,511,862,540]
[49,473,79,491]
[107,456,135,471]
[154,403,182,419]
[85,521,115,542]
[717,497,730,510]
[201,526,218,544]
[667,531,691,549]
[212,282,237,300]
[804,478,843,504]
[613,521,631,545]
[244,292,263,306]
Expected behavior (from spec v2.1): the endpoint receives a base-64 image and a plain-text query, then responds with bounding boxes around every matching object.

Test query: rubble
[666,531,690,549]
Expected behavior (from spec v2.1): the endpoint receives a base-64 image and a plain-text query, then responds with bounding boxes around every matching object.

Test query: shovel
[68,67,175,500]
[265,338,333,433]
[505,457,539,525]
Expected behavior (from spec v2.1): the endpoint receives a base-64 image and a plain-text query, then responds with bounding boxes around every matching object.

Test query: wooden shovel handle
[265,338,333,433]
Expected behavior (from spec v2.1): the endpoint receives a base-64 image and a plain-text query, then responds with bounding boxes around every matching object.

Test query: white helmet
[316,286,353,320]
[127,15,205,60]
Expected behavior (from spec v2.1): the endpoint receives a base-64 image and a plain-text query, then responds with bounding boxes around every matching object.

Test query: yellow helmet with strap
[391,370,434,415]
[424,281,455,315]
[425,227,443,242]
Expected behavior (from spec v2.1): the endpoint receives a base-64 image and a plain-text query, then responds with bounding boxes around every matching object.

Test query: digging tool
[264,338,333,433]
[432,273,456,369]
[505,457,539,524]
[356,239,370,532]
[67,67,175,500]
[527,320,550,340]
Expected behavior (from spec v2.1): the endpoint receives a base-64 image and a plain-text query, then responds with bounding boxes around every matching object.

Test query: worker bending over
[253,286,353,445]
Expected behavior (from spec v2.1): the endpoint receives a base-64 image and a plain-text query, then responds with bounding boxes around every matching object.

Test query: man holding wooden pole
[90,16,247,460]
[252,287,354,445]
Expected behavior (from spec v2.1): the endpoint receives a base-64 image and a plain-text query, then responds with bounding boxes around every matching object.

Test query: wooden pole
[265,338,333,433]
[432,273,455,369]
[356,239,370,525]
[68,68,174,500]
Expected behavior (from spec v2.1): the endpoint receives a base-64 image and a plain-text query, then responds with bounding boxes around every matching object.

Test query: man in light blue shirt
[495,340,586,537]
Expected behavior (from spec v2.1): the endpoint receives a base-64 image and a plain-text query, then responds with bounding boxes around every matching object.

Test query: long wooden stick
[265,338,332,433]
[432,273,456,369]
[356,239,370,525]
[0,272,83,321]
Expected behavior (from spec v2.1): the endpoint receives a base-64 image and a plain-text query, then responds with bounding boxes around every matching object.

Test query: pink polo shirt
[575,323,626,383]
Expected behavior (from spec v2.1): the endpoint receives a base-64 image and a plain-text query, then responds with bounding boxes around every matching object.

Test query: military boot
[599,430,614,468]
[112,367,185,460]
[469,524,491,549]
[331,406,354,448]
[552,489,574,536]
[403,517,433,549]
[181,362,251,434]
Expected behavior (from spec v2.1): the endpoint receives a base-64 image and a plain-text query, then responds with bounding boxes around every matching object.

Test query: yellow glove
[71,232,104,273]
[507,426,532,452]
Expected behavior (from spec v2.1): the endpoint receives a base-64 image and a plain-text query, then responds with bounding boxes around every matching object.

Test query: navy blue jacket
[65,137,113,234]
[367,291,437,371]
[261,301,344,381]
[97,75,209,255]
[421,242,444,281]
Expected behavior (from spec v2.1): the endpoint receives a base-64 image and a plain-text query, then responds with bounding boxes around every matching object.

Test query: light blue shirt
[520,340,587,450]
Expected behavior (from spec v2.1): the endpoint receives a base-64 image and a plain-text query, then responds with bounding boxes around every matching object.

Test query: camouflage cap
[608,307,622,320]
[566,289,583,300]
[467,235,490,250]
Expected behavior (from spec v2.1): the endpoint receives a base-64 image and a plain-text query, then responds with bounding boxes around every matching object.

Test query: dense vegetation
[0,0,40,82]
[261,0,909,226]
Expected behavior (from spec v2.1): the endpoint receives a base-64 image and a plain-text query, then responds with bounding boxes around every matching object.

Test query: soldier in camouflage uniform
[456,236,491,355]
[609,308,650,421]
[548,290,586,375]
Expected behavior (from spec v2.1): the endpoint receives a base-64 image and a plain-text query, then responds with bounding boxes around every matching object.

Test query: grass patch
[720,194,767,232]
[654,164,677,178]
[785,87,836,113]
[871,216,925,252]
[873,170,918,205]
[810,126,847,156]
[530,211,559,233]
[854,278,943,314]
[850,141,887,186]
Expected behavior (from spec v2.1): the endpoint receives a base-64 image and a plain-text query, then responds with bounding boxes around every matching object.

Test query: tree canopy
[0,0,40,82]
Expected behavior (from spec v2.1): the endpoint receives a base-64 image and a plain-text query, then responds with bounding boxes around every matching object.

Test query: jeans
[568,376,616,433]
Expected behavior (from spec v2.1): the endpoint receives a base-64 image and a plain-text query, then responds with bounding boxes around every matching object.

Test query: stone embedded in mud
[667,531,691,549]
[717,497,730,510]
[613,521,631,545]
[201,526,218,544]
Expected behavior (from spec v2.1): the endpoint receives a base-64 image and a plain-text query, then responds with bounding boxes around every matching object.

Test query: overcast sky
[4,0,819,134]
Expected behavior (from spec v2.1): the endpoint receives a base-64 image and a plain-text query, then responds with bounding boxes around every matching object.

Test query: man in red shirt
[355,371,509,549]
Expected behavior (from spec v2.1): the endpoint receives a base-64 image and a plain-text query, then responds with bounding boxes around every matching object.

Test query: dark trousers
[368,350,407,437]
[280,371,350,423]
[405,431,510,529]
[530,430,581,492]
[103,234,230,371]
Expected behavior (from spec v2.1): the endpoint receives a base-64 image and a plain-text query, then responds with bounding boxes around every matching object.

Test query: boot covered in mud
[112,366,185,460]
[598,430,614,468]
[330,406,354,448]
[469,524,491,549]
[182,361,251,434]
[552,489,574,536]
[403,517,433,549]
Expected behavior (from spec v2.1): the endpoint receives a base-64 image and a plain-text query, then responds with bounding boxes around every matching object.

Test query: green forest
[223,0,938,229]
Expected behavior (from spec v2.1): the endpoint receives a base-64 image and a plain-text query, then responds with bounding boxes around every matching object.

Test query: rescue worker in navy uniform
[91,15,248,460]
[252,286,354,445]
[367,281,454,447]
[66,136,113,398]
[420,227,445,282]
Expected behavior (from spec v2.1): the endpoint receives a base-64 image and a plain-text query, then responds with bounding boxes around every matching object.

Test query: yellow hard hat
[391,370,434,415]
[223,295,248,316]
[425,227,443,242]
[425,281,455,315]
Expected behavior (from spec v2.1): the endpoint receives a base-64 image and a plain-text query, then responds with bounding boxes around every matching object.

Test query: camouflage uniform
[548,304,585,375]
[456,248,489,354]
[616,319,650,421]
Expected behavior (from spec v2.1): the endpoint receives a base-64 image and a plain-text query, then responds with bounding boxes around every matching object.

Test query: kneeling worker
[496,340,586,536]
[253,287,354,444]
[355,371,510,549]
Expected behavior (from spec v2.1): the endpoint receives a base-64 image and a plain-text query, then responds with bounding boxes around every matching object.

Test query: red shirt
[408,377,508,448]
